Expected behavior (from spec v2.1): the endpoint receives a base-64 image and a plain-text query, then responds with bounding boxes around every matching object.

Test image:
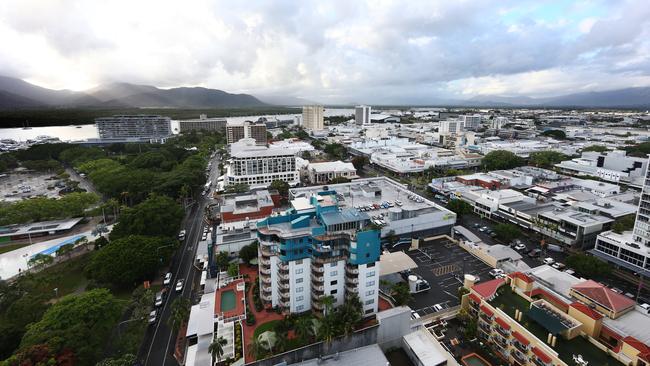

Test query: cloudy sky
[1,0,649,104]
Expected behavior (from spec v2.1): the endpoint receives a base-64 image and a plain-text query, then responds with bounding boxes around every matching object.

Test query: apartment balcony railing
[478,322,491,333]
[259,257,271,266]
[312,301,324,311]
[277,272,290,281]
[345,265,359,275]
[261,293,272,302]
[311,274,324,283]
[311,265,324,273]
[345,276,359,285]
[277,281,290,290]
[313,255,346,264]
[513,341,529,353]
[278,262,288,271]
[512,350,528,364]
[493,334,508,348]
[312,284,324,292]
[279,291,290,300]
[260,276,272,284]
[345,284,359,294]
[533,357,551,366]
[495,326,510,337]
[260,267,271,275]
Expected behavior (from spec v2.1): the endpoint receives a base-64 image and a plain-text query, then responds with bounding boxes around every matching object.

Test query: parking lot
[0,172,63,202]
[400,238,494,317]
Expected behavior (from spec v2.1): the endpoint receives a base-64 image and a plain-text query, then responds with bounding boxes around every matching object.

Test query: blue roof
[320,208,369,227]
[33,234,86,258]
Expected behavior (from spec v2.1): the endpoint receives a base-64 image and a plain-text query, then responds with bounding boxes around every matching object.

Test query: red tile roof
[510,271,534,283]
[624,336,650,354]
[472,278,505,298]
[495,317,511,330]
[480,305,494,317]
[469,293,481,303]
[570,301,604,320]
[532,346,552,364]
[571,280,635,313]
[513,331,530,346]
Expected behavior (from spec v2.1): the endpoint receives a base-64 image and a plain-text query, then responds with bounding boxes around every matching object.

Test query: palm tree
[295,317,313,342]
[247,337,265,360]
[275,331,288,353]
[317,316,336,343]
[168,298,190,332]
[320,295,335,316]
[209,336,227,363]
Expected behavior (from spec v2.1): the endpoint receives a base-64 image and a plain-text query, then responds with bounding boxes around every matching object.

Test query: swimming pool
[220,290,236,312]
[461,353,492,366]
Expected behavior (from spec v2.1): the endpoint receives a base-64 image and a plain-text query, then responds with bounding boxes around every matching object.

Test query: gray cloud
[0,0,648,103]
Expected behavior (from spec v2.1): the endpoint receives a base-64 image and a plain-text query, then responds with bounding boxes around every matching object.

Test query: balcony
[493,334,508,348]
[345,265,359,275]
[513,341,528,353]
[532,357,551,366]
[311,265,324,273]
[313,244,332,253]
[345,284,359,293]
[277,281,290,290]
[478,322,491,334]
[277,272,290,281]
[311,273,324,283]
[495,325,510,337]
[259,257,270,266]
[313,254,346,264]
[479,313,493,323]
[278,262,288,271]
[312,284,324,292]
[345,276,359,285]
[260,267,271,275]
[312,301,324,311]
[261,293,272,302]
[260,276,272,284]
[512,350,528,364]
[279,291,290,299]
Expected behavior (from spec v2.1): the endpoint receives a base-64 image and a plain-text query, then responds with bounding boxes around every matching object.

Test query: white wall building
[355,105,372,126]
[460,114,482,130]
[226,139,300,188]
[439,119,464,135]
[302,105,324,131]
[307,161,358,184]
[95,115,171,141]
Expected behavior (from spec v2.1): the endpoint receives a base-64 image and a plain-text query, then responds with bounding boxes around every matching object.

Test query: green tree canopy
[565,254,611,276]
[269,180,290,197]
[612,215,635,234]
[109,194,183,240]
[447,199,473,216]
[529,151,568,168]
[87,235,175,287]
[19,289,122,366]
[582,145,609,153]
[481,150,525,171]
[238,241,258,264]
[0,192,99,226]
[493,223,521,243]
[351,156,369,171]
[541,129,567,140]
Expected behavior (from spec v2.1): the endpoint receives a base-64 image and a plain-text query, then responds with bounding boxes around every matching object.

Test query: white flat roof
[186,293,215,338]
[403,328,457,366]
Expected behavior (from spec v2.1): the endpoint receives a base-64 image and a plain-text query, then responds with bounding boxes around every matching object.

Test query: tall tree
[481,150,525,171]
[208,336,227,363]
[109,194,183,240]
[168,298,191,332]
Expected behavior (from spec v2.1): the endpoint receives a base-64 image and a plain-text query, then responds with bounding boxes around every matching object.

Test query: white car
[411,310,421,319]
[175,279,184,293]
[552,262,565,270]
[148,310,158,324]
[543,257,555,265]
[154,291,164,307]
[178,230,186,241]
[640,303,650,314]
[514,243,527,251]
[163,272,172,286]
[433,304,444,312]
[489,269,505,278]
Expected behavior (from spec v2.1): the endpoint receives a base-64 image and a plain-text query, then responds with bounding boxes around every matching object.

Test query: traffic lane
[142,201,204,366]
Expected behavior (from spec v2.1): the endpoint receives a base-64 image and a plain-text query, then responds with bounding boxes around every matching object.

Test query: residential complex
[178,114,227,133]
[355,105,372,126]
[95,115,171,141]
[226,121,267,145]
[225,139,300,188]
[463,267,650,366]
[302,105,324,131]
[460,114,482,130]
[556,150,648,188]
[256,192,382,315]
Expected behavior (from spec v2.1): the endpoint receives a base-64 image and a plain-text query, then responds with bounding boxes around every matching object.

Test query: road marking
[145,204,201,365]
[432,264,460,276]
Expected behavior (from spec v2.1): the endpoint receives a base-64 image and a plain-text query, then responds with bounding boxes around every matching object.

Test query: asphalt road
[138,153,221,366]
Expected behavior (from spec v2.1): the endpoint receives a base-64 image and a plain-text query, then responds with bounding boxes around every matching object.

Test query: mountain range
[0,76,267,109]
[0,75,649,109]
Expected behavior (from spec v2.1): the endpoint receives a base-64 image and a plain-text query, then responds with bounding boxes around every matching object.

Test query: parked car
[163,272,172,286]
[433,304,444,312]
[514,243,527,251]
[640,303,650,314]
[528,249,542,258]
[610,287,623,294]
[148,310,158,324]
[479,226,488,232]
[154,291,165,307]
[564,269,576,275]
[411,310,421,319]
[552,262,565,270]
[175,279,184,293]
[473,223,480,228]
[625,293,635,299]
[489,269,505,278]
[178,230,186,241]
[543,257,555,265]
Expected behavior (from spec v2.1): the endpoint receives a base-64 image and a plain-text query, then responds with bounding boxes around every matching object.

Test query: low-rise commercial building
[556,150,648,187]
[306,161,358,184]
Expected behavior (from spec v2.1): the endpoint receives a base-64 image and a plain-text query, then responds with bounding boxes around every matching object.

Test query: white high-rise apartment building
[439,119,464,135]
[594,156,650,274]
[257,194,381,316]
[302,105,324,131]
[225,139,299,188]
[460,114,482,130]
[95,115,171,140]
[355,105,372,125]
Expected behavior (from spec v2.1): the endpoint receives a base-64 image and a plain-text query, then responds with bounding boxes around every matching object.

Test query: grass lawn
[0,242,31,254]
[253,319,280,339]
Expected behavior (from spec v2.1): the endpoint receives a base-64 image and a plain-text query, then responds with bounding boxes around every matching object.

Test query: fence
[246,323,379,366]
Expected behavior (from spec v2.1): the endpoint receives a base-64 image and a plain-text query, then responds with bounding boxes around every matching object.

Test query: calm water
[0,108,354,142]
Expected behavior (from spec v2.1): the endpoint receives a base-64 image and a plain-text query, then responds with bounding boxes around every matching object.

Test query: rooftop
[379,251,418,276]
[571,280,636,313]
[292,344,389,366]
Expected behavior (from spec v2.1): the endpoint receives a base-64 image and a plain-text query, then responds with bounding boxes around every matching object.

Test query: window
[330,262,337,267]
[365,290,375,296]
[296,305,304,311]
[365,299,374,305]
[365,309,373,314]
[296,287,304,293]
[295,259,303,265]
[296,278,303,284]
[366,281,375,287]
[366,271,375,278]
[296,296,304,301]
[331,280,338,286]
[330,271,338,276]
[331,289,338,295]
[295,268,303,274]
